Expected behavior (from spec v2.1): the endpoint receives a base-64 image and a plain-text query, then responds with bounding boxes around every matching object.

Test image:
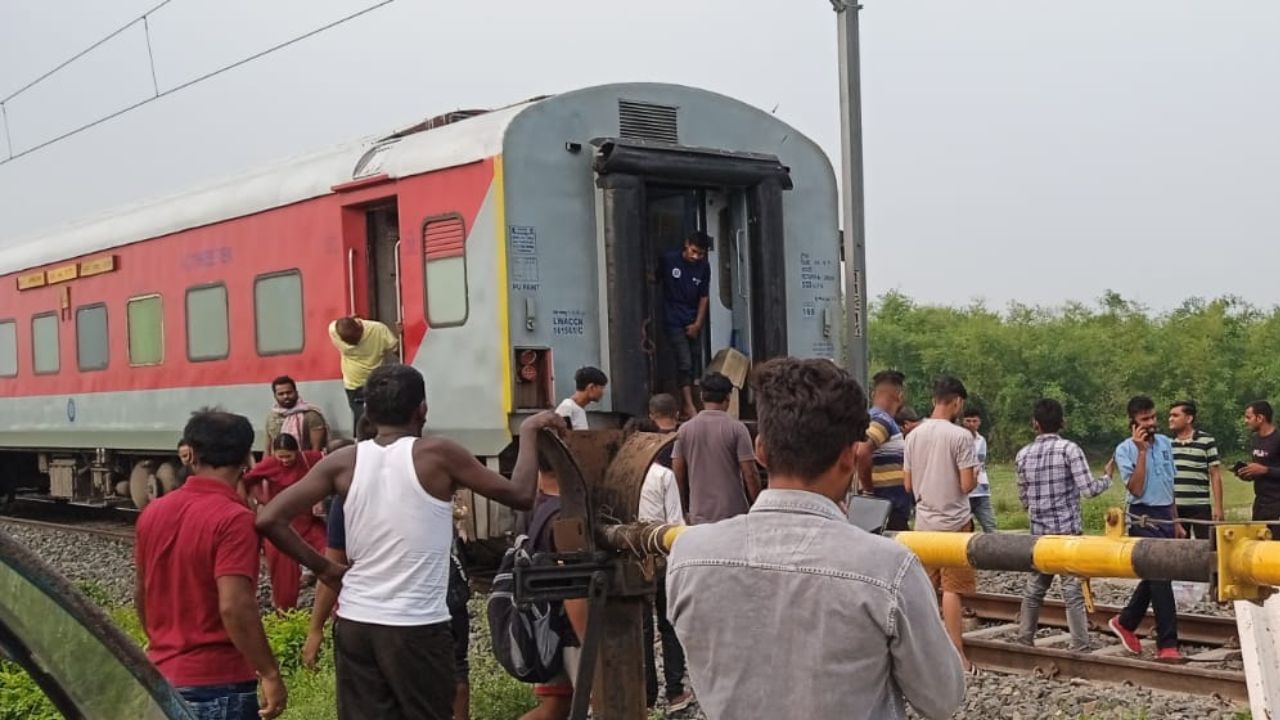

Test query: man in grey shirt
[672,373,760,524]
[667,358,966,720]
[903,375,980,672]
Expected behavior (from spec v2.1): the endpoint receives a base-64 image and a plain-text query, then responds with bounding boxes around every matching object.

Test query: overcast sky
[2,0,1277,311]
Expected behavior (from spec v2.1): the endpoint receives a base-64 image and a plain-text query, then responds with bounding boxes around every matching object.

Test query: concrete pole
[834,0,869,389]
[1236,594,1280,720]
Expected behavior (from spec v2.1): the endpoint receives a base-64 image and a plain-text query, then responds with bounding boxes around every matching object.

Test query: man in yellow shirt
[329,316,400,428]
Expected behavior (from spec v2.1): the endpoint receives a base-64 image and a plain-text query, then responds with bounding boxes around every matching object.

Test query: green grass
[989,462,1259,533]
[0,599,536,720]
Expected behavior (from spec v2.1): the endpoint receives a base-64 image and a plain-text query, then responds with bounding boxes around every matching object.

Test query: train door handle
[735,229,748,299]
[393,240,404,362]
[525,297,536,331]
[346,249,356,315]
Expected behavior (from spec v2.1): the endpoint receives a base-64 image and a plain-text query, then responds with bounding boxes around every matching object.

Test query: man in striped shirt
[1168,401,1223,539]
[854,370,912,530]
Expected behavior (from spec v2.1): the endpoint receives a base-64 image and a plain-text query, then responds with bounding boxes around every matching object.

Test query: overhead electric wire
[0,0,176,106]
[0,0,396,166]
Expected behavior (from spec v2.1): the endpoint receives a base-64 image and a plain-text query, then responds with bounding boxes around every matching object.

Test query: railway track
[965,591,1246,702]
[0,515,135,543]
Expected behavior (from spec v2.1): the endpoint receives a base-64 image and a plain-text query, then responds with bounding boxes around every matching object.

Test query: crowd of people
[126,306,1280,720]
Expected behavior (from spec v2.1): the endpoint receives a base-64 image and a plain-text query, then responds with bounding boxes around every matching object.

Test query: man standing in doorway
[329,316,400,430]
[1239,400,1280,536]
[1168,401,1223,539]
[555,367,608,431]
[1108,395,1184,663]
[658,231,712,420]
[903,376,980,673]
[265,375,328,453]
[854,370,912,531]
[673,372,760,524]
[963,407,997,534]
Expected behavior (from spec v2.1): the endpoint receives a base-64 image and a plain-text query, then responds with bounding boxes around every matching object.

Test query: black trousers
[334,618,454,720]
[1177,504,1213,540]
[642,575,686,706]
[1117,504,1179,649]
[665,327,699,388]
[345,387,366,433]
[1253,497,1280,540]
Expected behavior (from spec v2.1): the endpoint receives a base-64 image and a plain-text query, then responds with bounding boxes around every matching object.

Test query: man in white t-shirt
[903,375,980,674]
[962,407,996,533]
[627,406,692,713]
[555,367,608,430]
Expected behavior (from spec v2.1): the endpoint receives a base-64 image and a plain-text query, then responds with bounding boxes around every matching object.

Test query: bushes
[871,292,1280,462]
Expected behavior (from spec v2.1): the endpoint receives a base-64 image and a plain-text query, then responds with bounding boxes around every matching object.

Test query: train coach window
[254,270,304,355]
[186,284,229,361]
[75,304,109,371]
[32,313,59,374]
[0,320,16,377]
[127,295,164,366]
[423,214,468,327]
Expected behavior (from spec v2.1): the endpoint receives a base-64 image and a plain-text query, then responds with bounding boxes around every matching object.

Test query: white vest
[336,437,453,626]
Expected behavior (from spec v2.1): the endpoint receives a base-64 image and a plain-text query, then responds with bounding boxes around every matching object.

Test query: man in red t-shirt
[134,409,287,720]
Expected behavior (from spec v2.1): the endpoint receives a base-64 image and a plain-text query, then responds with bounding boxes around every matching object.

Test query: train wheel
[155,462,179,494]
[129,461,155,510]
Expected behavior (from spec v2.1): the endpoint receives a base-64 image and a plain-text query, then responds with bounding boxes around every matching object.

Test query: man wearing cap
[672,372,760,524]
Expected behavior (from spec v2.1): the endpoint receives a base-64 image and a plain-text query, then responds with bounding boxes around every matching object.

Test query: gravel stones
[1,520,136,605]
[911,673,1241,720]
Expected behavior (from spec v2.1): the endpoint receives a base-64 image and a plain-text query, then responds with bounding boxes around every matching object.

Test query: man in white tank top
[258,364,563,720]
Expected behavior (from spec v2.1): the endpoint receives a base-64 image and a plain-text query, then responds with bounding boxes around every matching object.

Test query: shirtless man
[256,364,561,720]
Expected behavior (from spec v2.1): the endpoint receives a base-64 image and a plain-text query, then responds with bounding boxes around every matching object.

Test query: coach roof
[0,98,533,276]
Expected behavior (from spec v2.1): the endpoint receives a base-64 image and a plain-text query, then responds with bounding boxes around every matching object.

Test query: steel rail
[967,591,1237,647]
[965,638,1247,702]
[0,516,135,543]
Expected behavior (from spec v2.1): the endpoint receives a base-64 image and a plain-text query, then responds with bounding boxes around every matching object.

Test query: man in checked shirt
[1014,398,1113,651]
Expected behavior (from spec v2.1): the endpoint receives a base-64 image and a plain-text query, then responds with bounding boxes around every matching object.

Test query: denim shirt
[666,489,966,720]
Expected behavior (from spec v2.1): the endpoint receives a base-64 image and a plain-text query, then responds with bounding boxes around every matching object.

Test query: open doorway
[596,140,791,420]
[364,203,403,359]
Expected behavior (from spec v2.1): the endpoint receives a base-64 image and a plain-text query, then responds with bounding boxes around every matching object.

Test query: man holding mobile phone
[1239,401,1280,537]
[1108,395,1184,663]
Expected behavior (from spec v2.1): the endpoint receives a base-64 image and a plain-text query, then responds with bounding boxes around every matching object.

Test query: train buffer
[530,428,1280,720]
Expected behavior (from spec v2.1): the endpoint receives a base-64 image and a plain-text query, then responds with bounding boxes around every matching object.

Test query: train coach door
[364,203,404,360]
[595,140,792,418]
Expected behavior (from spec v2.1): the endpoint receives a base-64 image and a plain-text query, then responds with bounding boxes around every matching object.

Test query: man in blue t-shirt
[658,231,712,419]
[1108,395,1185,663]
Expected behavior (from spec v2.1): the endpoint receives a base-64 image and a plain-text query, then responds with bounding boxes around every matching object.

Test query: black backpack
[487,497,572,683]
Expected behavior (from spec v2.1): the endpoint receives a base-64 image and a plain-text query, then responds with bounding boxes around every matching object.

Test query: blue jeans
[177,682,259,720]
[873,485,914,531]
[969,495,997,533]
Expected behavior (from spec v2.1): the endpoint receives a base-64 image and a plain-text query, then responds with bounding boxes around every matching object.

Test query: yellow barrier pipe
[1030,535,1139,579]
[893,531,975,569]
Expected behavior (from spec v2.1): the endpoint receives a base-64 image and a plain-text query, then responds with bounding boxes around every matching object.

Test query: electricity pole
[833,0,869,389]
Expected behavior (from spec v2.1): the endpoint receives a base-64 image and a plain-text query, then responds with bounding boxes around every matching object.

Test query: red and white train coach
[0,82,843,539]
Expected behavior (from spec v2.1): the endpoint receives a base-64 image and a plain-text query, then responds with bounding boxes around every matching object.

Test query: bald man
[329,316,399,429]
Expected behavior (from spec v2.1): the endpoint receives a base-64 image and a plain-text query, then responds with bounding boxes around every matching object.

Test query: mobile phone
[847,495,892,535]
[1233,461,1247,474]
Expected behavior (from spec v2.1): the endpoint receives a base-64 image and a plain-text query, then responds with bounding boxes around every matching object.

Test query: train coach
[0,82,843,541]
